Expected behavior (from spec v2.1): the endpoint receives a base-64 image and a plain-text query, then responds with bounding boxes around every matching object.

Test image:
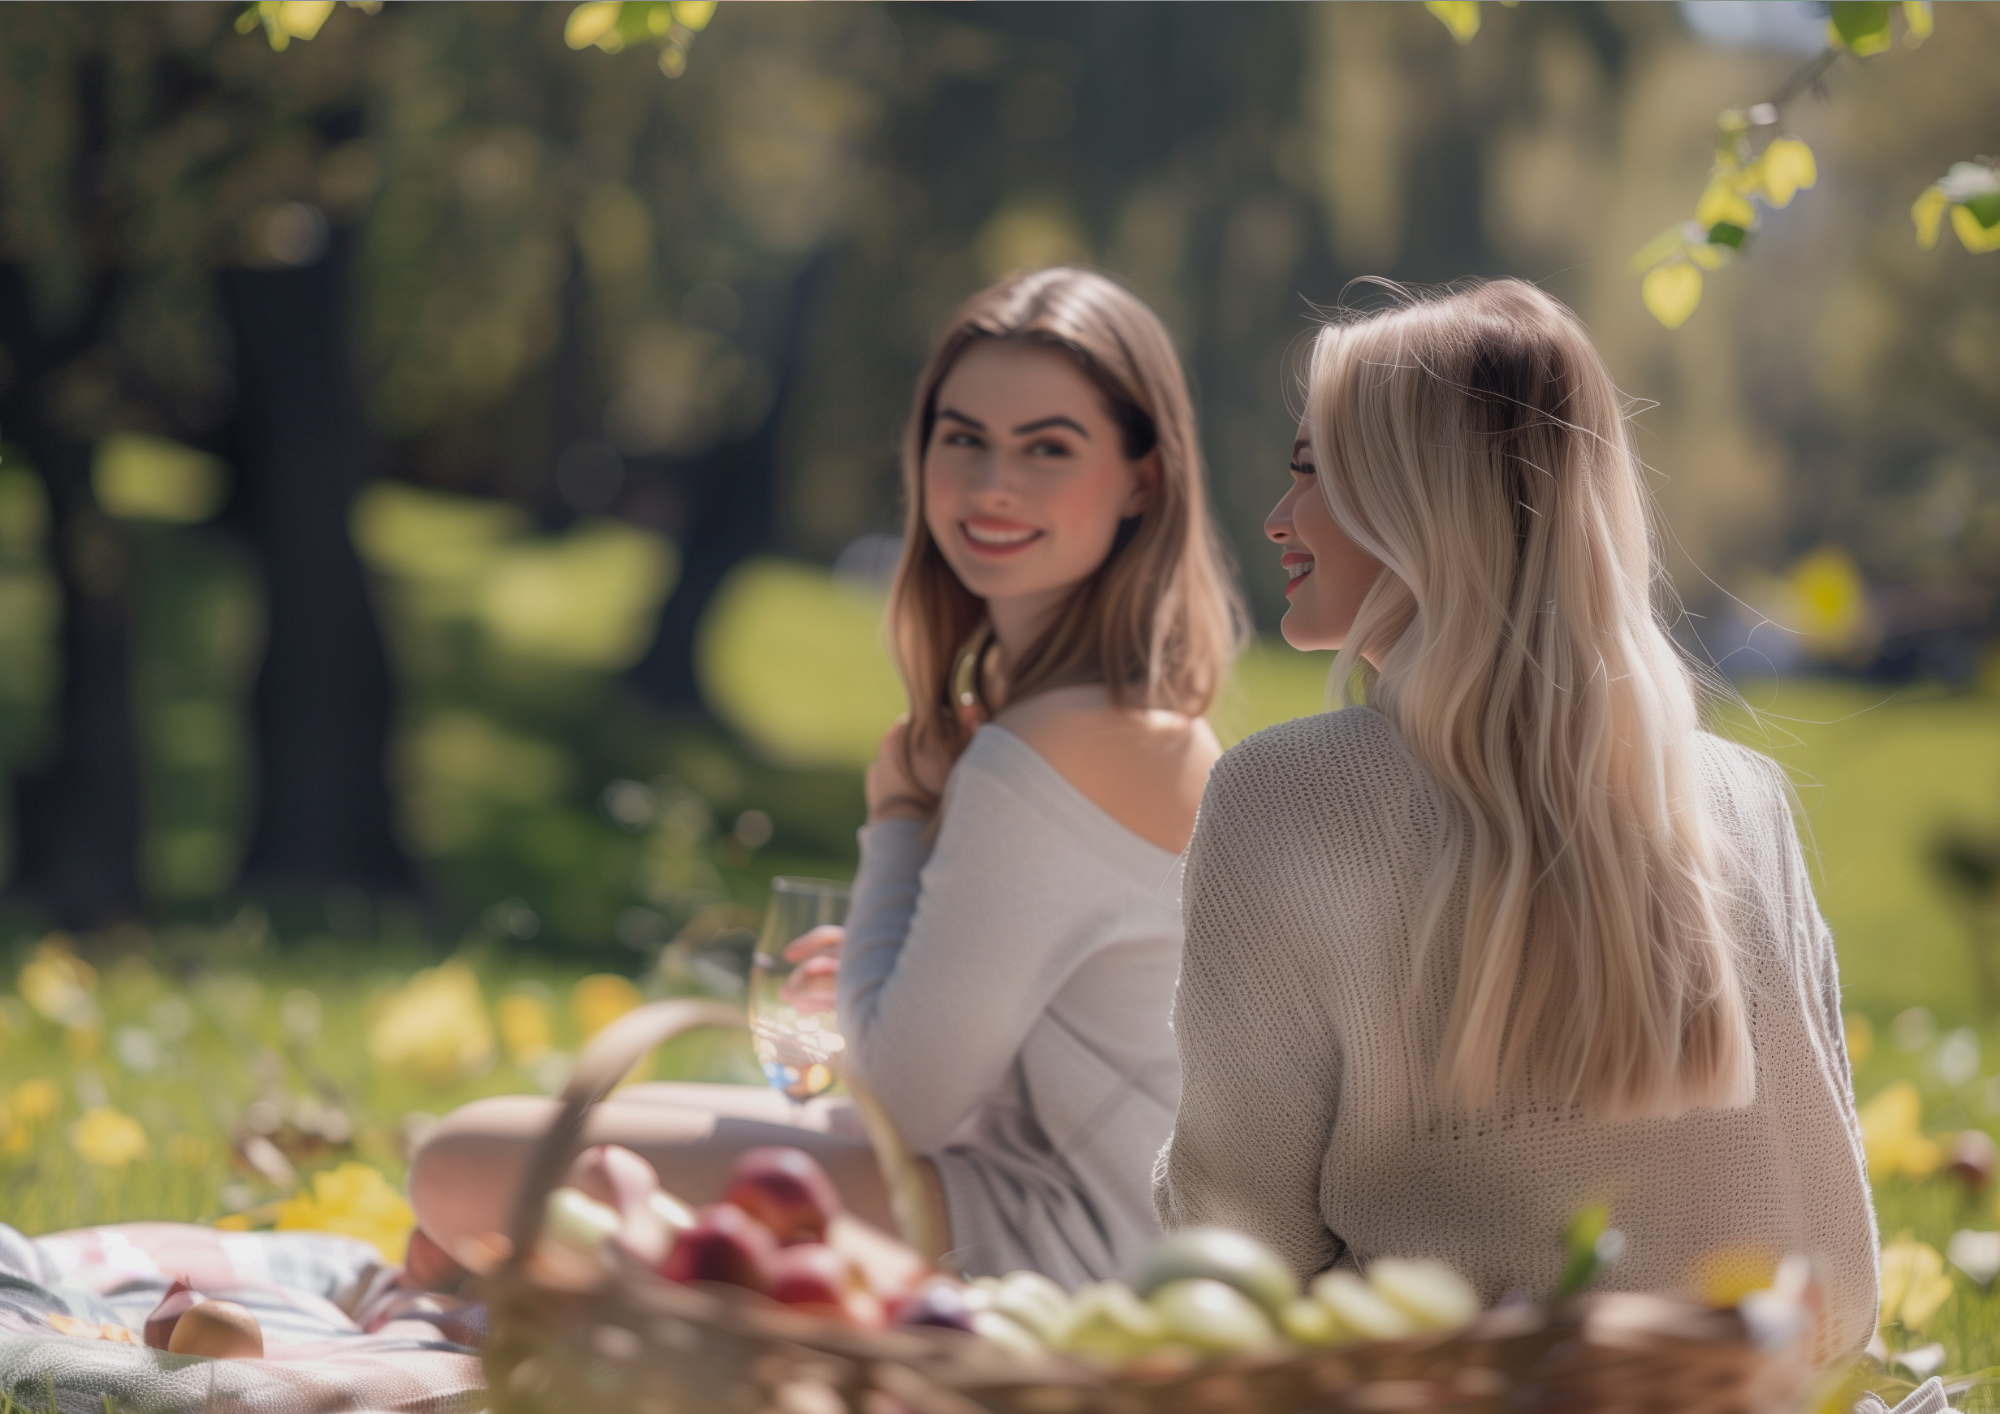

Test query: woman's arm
[1154,749,1346,1282]
[838,749,1129,1153]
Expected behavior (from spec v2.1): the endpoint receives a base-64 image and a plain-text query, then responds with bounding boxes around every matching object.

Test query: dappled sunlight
[91,434,229,526]
[352,481,678,672]
[696,558,904,768]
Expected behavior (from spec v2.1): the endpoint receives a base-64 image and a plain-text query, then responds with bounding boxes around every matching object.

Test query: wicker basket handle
[504,998,748,1262]
[501,997,943,1264]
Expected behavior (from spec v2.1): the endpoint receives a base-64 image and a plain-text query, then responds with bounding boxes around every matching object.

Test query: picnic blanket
[0,1222,485,1414]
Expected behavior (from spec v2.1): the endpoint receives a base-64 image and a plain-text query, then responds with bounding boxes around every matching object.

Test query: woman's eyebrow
[937,407,985,430]
[1012,415,1090,438]
[1292,437,1311,456]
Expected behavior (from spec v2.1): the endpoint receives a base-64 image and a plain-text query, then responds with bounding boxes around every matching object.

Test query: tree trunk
[218,226,416,903]
[0,263,146,929]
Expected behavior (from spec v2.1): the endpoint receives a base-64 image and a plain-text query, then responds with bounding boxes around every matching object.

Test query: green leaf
[1556,1206,1626,1296]
[564,2,621,51]
[670,1,716,31]
[1964,191,2000,230]
[1706,221,1746,249]
[1641,259,1703,329]
[1952,204,2000,254]
[1424,1,1480,44]
[1628,225,1687,274]
[1912,185,1950,249]
[1830,0,1893,55]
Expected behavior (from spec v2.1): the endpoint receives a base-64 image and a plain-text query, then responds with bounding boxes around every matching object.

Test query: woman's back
[1155,707,1877,1361]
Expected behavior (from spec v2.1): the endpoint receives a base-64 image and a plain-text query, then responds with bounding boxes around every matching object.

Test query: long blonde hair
[1308,279,1754,1122]
[888,268,1244,792]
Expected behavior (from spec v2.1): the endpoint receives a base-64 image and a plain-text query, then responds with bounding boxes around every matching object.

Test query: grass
[2,933,1996,1394]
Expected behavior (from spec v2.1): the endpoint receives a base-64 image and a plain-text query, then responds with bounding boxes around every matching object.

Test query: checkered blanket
[0,1222,484,1414]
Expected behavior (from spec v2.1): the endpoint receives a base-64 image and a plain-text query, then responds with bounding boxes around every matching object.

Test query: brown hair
[887,267,1244,794]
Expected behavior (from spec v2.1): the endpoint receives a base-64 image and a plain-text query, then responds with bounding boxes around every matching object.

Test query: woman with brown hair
[408,267,1243,1287]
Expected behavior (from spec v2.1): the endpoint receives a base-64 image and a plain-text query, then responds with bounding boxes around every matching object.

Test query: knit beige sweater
[1153,707,1878,1361]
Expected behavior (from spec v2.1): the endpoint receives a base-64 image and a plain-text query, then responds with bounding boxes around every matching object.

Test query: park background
[1,0,1999,1386]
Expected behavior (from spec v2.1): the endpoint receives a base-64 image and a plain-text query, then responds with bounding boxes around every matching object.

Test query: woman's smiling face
[1265,419,1385,653]
[922,339,1152,639]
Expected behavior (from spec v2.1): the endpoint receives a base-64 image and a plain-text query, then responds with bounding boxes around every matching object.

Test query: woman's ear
[1122,449,1163,516]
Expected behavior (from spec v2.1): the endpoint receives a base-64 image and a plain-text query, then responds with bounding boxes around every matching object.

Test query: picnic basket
[483,999,1824,1414]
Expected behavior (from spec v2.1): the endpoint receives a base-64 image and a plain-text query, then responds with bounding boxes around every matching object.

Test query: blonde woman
[412,268,1243,1287]
[1153,280,1876,1361]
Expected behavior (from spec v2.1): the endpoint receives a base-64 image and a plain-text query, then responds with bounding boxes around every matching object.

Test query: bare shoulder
[995,686,1222,854]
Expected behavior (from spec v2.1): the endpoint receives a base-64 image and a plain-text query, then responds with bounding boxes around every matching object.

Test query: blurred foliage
[0,463,56,856]
[237,1,379,54]
[1623,2,1952,329]
[563,0,716,80]
[351,479,728,951]
[1,2,1995,950]
[132,526,262,902]
[91,435,229,526]
[697,559,903,769]
[1913,160,2000,256]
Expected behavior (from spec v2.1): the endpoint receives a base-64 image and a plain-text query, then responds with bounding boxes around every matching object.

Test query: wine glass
[749,876,850,1104]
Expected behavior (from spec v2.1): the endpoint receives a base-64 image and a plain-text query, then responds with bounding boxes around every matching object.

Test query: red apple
[144,1278,200,1351]
[769,1243,851,1308]
[568,1144,670,1265]
[404,1228,470,1293]
[659,1203,777,1293]
[723,1146,843,1246]
[768,1244,885,1327]
[827,1212,927,1303]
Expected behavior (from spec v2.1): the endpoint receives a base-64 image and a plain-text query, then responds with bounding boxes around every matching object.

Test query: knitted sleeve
[836,752,1127,1154]
[1153,736,1346,1281]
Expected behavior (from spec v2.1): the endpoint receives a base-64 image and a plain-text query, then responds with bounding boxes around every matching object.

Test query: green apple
[970,1309,1046,1359]
[1280,1295,1347,1347]
[1309,1271,1415,1341]
[991,1270,1074,1345]
[1061,1281,1167,1364]
[1368,1258,1478,1330]
[544,1186,620,1254]
[1137,1229,1297,1318]
[1148,1278,1280,1355]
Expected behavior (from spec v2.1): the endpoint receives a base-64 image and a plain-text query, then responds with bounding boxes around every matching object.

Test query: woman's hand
[865,717,948,823]
[779,924,844,1013]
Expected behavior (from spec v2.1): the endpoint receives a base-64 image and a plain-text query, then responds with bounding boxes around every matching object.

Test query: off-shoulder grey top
[838,724,1185,1288]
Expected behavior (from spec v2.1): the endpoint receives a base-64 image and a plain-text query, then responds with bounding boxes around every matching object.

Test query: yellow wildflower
[1858,1082,1943,1179]
[18,938,98,1027]
[70,1108,149,1168]
[275,1162,415,1263]
[497,992,554,1064]
[1879,1238,1954,1333]
[571,973,641,1041]
[11,1078,58,1125]
[368,961,494,1084]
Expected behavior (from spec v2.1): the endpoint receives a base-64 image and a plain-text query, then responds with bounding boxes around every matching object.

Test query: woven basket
[483,1000,1819,1414]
